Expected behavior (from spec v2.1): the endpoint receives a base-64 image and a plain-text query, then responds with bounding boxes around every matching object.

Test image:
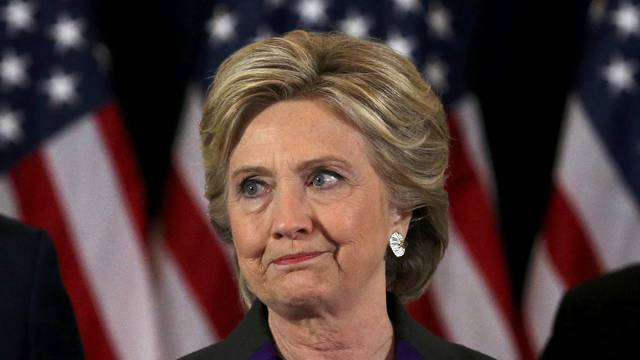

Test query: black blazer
[542,264,640,359]
[0,215,84,359]
[180,293,493,360]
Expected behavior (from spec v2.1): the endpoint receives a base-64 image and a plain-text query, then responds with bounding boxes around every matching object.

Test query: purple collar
[249,338,424,360]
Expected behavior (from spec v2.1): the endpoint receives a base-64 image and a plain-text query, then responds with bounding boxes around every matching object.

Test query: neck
[267,291,394,360]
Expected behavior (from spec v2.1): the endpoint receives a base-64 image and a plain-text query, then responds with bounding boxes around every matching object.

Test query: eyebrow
[230,166,273,180]
[229,155,352,180]
[294,156,351,172]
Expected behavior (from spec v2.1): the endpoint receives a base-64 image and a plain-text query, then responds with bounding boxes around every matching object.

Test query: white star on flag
[296,0,328,25]
[0,107,23,145]
[392,0,421,13]
[611,1,640,38]
[602,55,637,94]
[208,9,237,44]
[2,0,36,34]
[339,12,371,38]
[386,31,416,59]
[50,15,85,51]
[424,58,449,92]
[42,70,78,106]
[1,51,30,87]
[426,2,453,40]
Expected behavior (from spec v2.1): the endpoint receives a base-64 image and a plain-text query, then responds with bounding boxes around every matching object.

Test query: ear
[391,207,412,236]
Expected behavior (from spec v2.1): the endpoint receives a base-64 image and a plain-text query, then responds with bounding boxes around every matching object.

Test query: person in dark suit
[542,264,640,359]
[0,215,84,359]
[181,30,491,359]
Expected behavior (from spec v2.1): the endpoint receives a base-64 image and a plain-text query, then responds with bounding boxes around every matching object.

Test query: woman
[182,30,492,360]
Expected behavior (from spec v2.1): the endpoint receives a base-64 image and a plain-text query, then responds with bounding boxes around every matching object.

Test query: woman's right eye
[239,179,265,198]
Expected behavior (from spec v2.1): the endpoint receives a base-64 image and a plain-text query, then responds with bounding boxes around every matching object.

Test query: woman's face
[226,99,409,313]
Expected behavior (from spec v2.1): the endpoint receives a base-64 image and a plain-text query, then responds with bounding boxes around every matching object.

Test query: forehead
[229,99,371,169]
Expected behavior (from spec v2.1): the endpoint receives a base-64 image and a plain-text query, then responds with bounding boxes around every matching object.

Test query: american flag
[524,0,640,354]
[0,0,160,359]
[156,0,532,359]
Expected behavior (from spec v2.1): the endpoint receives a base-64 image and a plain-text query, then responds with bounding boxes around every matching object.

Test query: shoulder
[401,330,493,360]
[562,264,640,307]
[542,264,640,359]
[178,342,229,360]
[0,216,84,359]
[388,294,495,360]
[0,215,44,251]
[179,300,273,360]
[0,216,49,294]
[553,264,640,328]
[0,216,42,358]
[0,216,62,294]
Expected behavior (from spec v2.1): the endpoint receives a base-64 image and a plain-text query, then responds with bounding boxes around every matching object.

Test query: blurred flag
[156,0,531,359]
[151,83,244,358]
[523,0,640,353]
[0,0,160,359]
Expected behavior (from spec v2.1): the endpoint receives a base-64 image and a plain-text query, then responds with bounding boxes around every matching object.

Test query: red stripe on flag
[446,112,534,360]
[406,290,448,339]
[542,186,602,287]
[95,103,147,242]
[10,152,118,360]
[163,167,244,338]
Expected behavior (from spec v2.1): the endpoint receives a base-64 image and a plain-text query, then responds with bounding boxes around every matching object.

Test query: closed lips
[273,252,325,265]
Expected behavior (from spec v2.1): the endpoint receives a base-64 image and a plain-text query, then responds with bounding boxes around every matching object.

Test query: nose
[271,184,313,240]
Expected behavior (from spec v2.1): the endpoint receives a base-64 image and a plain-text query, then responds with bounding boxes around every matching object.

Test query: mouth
[272,252,325,266]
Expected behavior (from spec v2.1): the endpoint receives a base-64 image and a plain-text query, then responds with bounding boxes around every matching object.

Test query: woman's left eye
[310,171,341,188]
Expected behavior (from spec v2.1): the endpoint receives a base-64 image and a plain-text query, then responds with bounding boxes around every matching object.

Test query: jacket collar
[221,292,437,359]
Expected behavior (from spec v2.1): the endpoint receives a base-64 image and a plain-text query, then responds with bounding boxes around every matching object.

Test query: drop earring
[389,232,406,257]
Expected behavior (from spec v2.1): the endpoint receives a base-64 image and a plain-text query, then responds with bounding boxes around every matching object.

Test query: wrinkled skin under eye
[305,169,353,203]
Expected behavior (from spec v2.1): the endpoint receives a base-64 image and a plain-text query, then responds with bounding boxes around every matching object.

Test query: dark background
[89,0,591,305]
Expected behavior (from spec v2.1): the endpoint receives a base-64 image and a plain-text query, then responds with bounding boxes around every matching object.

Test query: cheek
[228,204,266,261]
[321,190,390,254]
[230,219,268,291]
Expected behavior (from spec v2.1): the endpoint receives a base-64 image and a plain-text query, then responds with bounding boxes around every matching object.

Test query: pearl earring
[389,232,406,257]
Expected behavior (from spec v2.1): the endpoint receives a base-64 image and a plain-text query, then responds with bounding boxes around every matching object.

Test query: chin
[268,276,334,313]
[283,283,329,304]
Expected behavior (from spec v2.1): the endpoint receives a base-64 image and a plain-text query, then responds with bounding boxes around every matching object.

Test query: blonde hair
[200,30,449,306]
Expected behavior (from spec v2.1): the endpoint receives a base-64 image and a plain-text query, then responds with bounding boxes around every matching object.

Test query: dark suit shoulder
[542,264,640,359]
[0,215,43,253]
[0,215,47,327]
[553,263,640,332]
[563,264,640,308]
[401,318,494,359]
[0,215,50,279]
[411,332,494,360]
[179,300,272,360]
[178,334,266,359]
[389,294,495,360]
[178,341,228,360]
[0,215,84,360]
